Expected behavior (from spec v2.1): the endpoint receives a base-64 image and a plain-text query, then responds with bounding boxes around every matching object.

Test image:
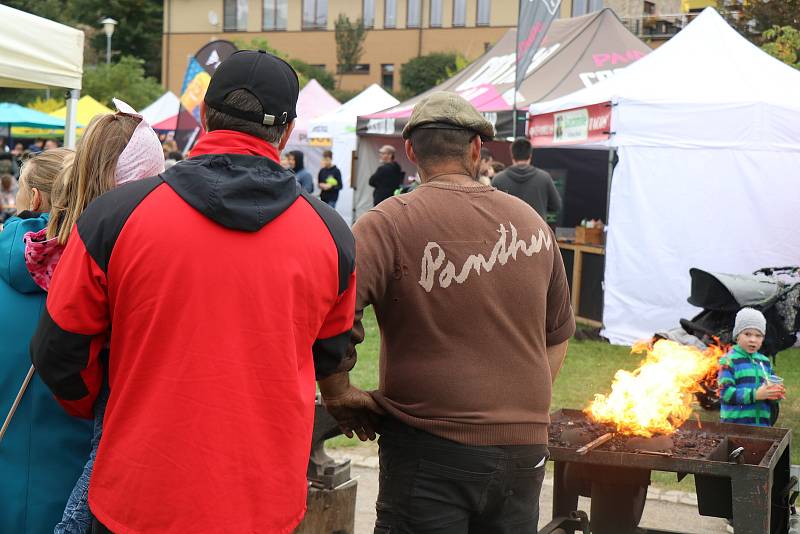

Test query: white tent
[308,84,399,224]
[529,8,800,345]
[0,5,84,147]
[141,91,180,128]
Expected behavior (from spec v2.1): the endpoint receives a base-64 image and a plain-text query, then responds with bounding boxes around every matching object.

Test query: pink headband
[113,98,166,186]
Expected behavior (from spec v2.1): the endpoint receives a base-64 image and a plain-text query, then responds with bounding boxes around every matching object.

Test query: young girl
[24,100,165,534]
[287,149,314,193]
[0,148,94,534]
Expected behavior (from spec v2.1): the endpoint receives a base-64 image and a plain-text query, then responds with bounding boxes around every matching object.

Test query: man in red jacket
[31,51,376,533]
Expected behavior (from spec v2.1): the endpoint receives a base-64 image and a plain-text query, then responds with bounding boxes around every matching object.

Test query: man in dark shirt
[318,149,342,208]
[492,137,562,218]
[368,145,405,206]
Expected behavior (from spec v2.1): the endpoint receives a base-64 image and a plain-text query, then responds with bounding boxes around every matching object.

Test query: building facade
[161,0,688,95]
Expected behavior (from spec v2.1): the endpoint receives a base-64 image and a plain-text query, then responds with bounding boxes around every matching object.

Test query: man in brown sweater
[319,92,575,533]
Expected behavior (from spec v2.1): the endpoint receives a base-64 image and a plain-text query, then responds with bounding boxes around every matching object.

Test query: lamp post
[101,17,118,65]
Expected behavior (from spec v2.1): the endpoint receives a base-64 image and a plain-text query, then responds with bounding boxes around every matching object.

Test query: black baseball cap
[204,50,299,126]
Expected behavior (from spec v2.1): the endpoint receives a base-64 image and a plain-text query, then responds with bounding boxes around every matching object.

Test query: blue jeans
[54,385,108,534]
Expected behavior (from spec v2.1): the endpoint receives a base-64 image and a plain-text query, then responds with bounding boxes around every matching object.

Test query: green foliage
[331,88,360,103]
[82,56,163,110]
[234,38,337,90]
[4,0,164,78]
[399,52,468,98]
[717,0,800,44]
[761,25,800,69]
[334,14,367,77]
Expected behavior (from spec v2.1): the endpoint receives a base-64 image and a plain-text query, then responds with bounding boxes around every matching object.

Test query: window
[224,0,248,31]
[303,0,328,29]
[476,0,491,26]
[407,0,421,28]
[430,0,443,27]
[384,0,397,28]
[363,0,375,28]
[337,63,370,74]
[643,1,655,15]
[453,0,467,27]
[263,0,288,30]
[572,0,603,16]
[381,63,394,90]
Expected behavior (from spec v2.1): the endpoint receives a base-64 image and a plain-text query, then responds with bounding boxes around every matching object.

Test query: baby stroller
[656,266,800,410]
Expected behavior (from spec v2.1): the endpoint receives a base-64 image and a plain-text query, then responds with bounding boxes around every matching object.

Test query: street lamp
[101,17,118,65]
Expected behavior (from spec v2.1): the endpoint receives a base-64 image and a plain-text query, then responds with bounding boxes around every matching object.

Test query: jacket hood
[162,153,301,232]
[0,212,48,294]
[505,164,537,184]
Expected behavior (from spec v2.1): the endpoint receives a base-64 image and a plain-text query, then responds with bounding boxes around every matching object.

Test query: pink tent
[288,79,340,145]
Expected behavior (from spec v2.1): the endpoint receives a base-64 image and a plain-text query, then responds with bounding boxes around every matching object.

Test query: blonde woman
[24,100,165,534]
[0,148,94,534]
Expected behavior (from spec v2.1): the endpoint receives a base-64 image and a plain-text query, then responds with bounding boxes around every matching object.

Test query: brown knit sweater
[350,181,575,445]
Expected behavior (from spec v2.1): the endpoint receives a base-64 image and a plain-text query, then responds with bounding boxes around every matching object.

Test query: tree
[4,0,163,78]
[399,52,467,98]
[717,0,800,43]
[82,56,163,110]
[761,26,800,69]
[334,14,367,82]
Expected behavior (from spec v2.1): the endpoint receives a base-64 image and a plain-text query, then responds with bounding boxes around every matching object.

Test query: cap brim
[404,122,492,141]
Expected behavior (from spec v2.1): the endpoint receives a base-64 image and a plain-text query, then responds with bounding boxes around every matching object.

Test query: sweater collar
[190,130,281,162]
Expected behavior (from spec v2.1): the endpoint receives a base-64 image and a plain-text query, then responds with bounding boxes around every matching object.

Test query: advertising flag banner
[516,0,563,89]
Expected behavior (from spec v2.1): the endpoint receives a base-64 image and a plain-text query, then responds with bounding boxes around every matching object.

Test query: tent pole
[606,147,615,223]
[64,89,80,149]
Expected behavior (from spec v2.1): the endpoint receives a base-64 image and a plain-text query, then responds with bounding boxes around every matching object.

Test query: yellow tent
[12,95,112,138]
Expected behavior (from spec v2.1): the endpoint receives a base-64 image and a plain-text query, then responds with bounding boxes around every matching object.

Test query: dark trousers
[374,418,548,534]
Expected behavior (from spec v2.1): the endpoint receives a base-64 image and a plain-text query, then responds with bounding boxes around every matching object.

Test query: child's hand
[755,383,786,401]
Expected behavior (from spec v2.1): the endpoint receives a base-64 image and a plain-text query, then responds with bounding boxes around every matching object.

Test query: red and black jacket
[30,131,356,534]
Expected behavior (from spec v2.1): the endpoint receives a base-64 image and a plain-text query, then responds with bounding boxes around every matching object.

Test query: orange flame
[585,340,724,437]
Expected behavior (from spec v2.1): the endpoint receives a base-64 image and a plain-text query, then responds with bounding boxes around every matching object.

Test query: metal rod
[635,449,673,457]
[0,365,35,444]
[576,432,613,455]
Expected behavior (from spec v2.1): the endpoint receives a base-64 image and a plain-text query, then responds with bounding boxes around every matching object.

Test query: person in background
[328,92,574,532]
[318,149,342,208]
[280,153,291,169]
[31,50,357,533]
[1,174,16,222]
[44,139,59,151]
[28,139,45,154]
[11,143,24,170]
[0,148,93,534]
[478,146,494,186]
[491,161,505,175]
[164,150,184,170]
[0,136,8,152]
[162,139,179,159]
[287,149,314,193]
[718,308,785,427]
[368,145,404,206]
[492,137,561,218]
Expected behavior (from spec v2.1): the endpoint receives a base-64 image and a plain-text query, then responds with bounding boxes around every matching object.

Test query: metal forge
[539,409,793,534]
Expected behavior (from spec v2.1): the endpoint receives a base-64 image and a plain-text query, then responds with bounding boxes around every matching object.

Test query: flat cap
[402,91,495,140]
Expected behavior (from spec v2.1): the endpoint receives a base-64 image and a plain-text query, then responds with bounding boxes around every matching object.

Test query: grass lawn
[331,307,800,489]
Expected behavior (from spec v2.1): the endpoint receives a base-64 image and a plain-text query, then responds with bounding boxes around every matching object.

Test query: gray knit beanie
[733,307,766,340]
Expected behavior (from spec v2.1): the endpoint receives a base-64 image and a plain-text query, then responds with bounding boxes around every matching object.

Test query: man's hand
[318,372,385,441]
[755,383,786,401]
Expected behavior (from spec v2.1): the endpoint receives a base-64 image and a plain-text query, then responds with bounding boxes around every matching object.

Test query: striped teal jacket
[718,345,773,426]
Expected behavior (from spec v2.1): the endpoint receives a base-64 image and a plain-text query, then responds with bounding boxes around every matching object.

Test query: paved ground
[332,447,729,534]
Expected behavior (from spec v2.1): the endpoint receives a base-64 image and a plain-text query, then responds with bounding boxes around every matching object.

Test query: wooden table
[557,241,605,327]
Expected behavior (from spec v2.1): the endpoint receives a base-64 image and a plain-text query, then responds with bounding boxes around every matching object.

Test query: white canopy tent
[141,91,181,128]
[308,84,399,224]
[0,5,84,148]
[529,8,800,345]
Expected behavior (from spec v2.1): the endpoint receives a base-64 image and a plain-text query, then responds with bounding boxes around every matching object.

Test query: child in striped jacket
[718,308,785,426]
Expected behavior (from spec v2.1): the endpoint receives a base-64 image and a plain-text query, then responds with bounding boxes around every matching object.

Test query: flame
[585,340,724,437]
